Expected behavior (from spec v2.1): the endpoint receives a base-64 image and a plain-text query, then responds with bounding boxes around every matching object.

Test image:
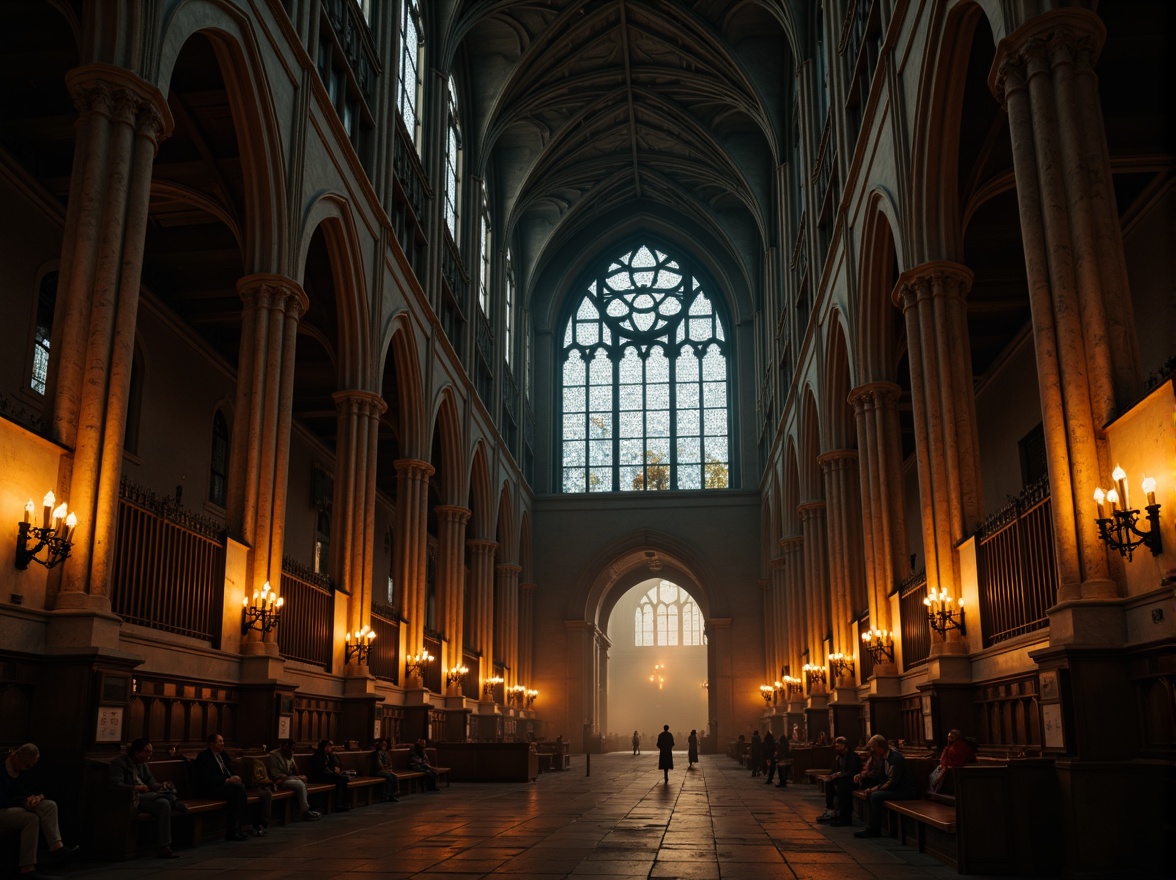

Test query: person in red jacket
[930,729,976,791]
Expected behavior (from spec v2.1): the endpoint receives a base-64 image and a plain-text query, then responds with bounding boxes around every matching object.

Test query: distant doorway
[606,578,708,751]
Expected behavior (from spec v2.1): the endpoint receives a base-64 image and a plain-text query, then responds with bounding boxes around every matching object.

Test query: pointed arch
[379,312,425,459]
[467,442,494,539]
[783,440,801,536]
[822,314,856,450]
[799,388,823,502]
[495,482,516,562]
[857,192,905,382]
[428,387,465,505]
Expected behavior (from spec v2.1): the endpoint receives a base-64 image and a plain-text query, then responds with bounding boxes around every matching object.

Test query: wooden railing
[125,675,238,749]
[899,569,930,669]
[293,692,342,746]
[976,476,1057,647]
[279,558,334,669]
[369,603,401,684]
[111,478,225,643]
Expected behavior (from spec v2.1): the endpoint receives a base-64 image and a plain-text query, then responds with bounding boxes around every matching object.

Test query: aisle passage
[71,754,1015,880]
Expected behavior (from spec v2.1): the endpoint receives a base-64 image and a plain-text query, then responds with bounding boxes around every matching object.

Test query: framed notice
[1042,703,1065,748]
[96,706,124,743]
[277,716,291,740]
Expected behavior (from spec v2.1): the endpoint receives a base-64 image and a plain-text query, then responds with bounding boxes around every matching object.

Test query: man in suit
[109,738,185,858]
[193,733,267,840]
[854,734,916,838]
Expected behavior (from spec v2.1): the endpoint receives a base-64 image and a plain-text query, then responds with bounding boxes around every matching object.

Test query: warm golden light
[1142,476,1157,505]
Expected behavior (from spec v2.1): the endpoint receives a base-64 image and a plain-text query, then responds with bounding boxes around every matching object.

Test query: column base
[46,603,123,652]
[239,651,291,684]
[1047,597,1128,646]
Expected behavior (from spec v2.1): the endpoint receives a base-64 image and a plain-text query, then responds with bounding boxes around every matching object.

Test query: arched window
[29,272,56,396]
[633,579,707,647]
[561,243,730,492]
[444,74,461,239]
[397,0,423,150]
[208,410,229,507]
[479,194,490,313]
[504,249,515,367]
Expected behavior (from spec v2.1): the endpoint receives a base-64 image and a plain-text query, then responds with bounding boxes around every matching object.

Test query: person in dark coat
[854,735,917,838]
[762,731,777,783]
[687,730,699,768]
[816,736,862,826]
[749,730,763,776]
[109,738,184,858]
[193,733,253,840]
[656,725,674,783]
[773,736,792,787]
[309,739,352,810]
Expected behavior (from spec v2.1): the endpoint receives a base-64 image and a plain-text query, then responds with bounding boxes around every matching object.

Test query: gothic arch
[798,387,823,502]
[856,191,906,382]
[466,441,493,540]
[428,388,465,506]
[379,312,425,459]
[494,481,516,563]
[822,314,856,451]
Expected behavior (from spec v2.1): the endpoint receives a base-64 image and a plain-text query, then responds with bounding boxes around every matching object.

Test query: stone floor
[49,753,1024,880]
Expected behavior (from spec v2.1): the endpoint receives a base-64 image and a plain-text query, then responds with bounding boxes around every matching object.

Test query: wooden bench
[885,799,958,867]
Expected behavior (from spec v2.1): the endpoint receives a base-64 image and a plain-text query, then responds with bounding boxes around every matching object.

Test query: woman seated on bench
[409,740,440,792]
[371,740,400,803]
[309,740,352,811]
[930,729,976,793]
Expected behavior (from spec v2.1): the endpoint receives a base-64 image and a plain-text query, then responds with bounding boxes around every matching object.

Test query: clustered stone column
[52,65,172,610]
[394,458,435,680]
[894,261,982,650]
[466,538,498,692]
[768,559,788,684]
[797,501,829,685]
[759,577,775,684]
[850,381,905,652]
[518,582,536,688]
[495,563,521,689]
[819,449,866,684]
[779,536,805,682]
[435,505,471,692]
[228,274,308,649]
[332,390,386,663]
[992,8,1136,602]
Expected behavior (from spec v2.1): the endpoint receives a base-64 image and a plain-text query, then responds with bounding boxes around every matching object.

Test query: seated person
[109,738,185,858]
[930,728,976,792]
[0,743,79,878]
[265,740,320,821]
[816,736,861,826]
[408,739,440,791]
[194,733,270,840]
[371,739,401,802]
[853,734,917,839]
[309,739,352,811]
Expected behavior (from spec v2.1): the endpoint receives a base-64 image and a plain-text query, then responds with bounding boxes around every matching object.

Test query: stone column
[519,582,536,687]
[332,390,385,670]
[819,449,866,685]
[52,65,172,613]
[435,505,470,692]
[992,9,1128,601]
[798,502,829,670]
[760,577,775,684]
[849,381,905,649]
[894,262,982,651]
[394,458,434,682]
[467,538,498,693]
[779,536,805,680]
[769,558,788,683]
[225,275,308,652]
[495,563,521,688]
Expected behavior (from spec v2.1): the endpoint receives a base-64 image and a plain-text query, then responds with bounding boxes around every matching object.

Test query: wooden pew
[433,742,537,783]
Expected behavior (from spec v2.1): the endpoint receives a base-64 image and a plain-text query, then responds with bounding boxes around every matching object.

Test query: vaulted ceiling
[449,0,800,315]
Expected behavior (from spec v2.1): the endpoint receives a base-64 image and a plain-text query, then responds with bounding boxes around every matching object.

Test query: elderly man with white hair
[0,743,79,879]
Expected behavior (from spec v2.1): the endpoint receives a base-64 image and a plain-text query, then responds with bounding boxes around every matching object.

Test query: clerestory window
[397,0,423,151]
[560,243,730,492]
[444,75,461,240]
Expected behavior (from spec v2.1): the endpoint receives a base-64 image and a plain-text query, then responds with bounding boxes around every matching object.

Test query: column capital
[797,501,826,521]
[496,563,522,576]
[893,261,973,309]
[848,381,902,409]
[332,388,387,417]
[237,273,310,318]
[467,538,498,556]
[435,505,472,525]
[65,63,174,146]
[770,556,788,571]
[519,582,537,594]
[817,449,858,471]
[779,535,804,552]
[394,458,436,480]
[990,8,1105,106]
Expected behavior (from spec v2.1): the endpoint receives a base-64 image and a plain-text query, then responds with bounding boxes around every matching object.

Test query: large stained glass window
[561,244,729,492]
[397,0,422,151]
[633,580,706,647]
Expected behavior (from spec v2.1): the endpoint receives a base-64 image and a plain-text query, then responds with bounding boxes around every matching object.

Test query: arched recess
[297,198,372,392]
[798,387,823,502]
[465,441,494,540]
[856,191,906,383]
[494,482,516,564]
[908,0,1005,263]
[155,6,289,273]
[378,312,425,462]
[428,388,465,506]
[822,313,857,451]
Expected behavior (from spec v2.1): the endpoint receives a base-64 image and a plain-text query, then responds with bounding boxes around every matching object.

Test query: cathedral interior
[0,1,1171,876]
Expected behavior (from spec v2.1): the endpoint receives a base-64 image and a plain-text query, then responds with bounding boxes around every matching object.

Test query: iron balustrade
[899,569,930,668]
[279,559,334,669]
[462,649,481,700]
[857,612,876,680]
[976,476,1056,647]
[369,603,401,684]
[111,478,225,643]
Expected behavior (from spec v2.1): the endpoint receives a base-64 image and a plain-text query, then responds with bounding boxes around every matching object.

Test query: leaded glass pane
[620,464,642,489]
[703,410,726,436]
[678,464,702,490]
[563,322,573,346]
[563,414,585,439]
[690,293,711,315]
[659,580,678,603]
[619,349,642,382]
[707,436,729,460]
[677,406,699,433]
[677,437,700,462]
[588,412,612,438]
[589,440,612,466]
[619,439,644,464]
[647,437,670,460]
[589,385,611,411]
[619,384,642,411]
[564,386,586,412]
[578,298,599,320]
[589,351,611,383]
[703,381,726,407]
[677,350,699,381]
[647,410,669,437]
[618,410,642,438]
[667,605,679,645]
[702,347,725,379]
[646,383,669,409]
[563,353,585,387]
[633,311,655,332]
[564,469,585,493]
[678,382,699,408]
[647,349,669,382]
[690,317,711,341]
[588,467,610,492]
[576,322,599,346]
[563,443,585,467]
[634,608,643,646]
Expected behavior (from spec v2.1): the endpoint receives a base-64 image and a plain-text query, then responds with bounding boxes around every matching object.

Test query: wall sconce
[242,581,284,634]
[345,626,376,665]
[781,675,802,698]
[483,675,503,698]
[924,587,966,637]
[829,653,855,679]
[446,664,469,687]
[508,684,527,705]
[525,688,539,709]
[16,491,78,570]
[803,663,826,689]
[860,629,895,664]
[1095,468,1163,561]
[759,684,775,705]
[405,650,434,678]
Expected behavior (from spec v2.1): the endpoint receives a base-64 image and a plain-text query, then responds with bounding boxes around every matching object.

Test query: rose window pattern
[561,244,730,493]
